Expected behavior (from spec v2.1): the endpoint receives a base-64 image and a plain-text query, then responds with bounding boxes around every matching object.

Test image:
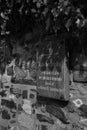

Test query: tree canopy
[0,0,87,37]
[0,0,87,69]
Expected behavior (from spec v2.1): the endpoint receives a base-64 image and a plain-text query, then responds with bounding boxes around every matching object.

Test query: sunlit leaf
[59,0,64,3]
[31,8,37,13]
[42,7,48,16]
[33,0,37,3]
[65,19,72,31]
[63,0,69,7]
[44,0,47,5]
[26,0,29,3]
[36,2,41,8]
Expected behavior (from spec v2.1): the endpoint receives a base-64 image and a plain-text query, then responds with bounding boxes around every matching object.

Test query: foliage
[0,0,87,37]
[0,0,87,70]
